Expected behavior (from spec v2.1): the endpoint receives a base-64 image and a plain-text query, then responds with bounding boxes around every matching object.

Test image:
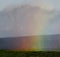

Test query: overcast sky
[0,0,60,37]
[0,0,60,11]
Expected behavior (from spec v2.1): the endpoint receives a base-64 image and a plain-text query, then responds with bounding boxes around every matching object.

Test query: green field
[0,50,60,57]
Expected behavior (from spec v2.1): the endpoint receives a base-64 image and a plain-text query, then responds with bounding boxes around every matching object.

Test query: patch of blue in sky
[0,0,60,11]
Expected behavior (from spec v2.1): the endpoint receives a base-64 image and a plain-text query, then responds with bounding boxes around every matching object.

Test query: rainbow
[12,35,59,51]
[0,4,59,51]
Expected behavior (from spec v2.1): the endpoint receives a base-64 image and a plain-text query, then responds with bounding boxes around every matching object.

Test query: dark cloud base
[0,35,60,51]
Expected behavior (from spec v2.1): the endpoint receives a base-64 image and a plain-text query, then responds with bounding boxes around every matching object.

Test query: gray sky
[0,0,60,11]
[0,0,60,37]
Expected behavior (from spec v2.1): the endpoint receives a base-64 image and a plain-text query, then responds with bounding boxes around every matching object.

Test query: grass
[0,50,60,57]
